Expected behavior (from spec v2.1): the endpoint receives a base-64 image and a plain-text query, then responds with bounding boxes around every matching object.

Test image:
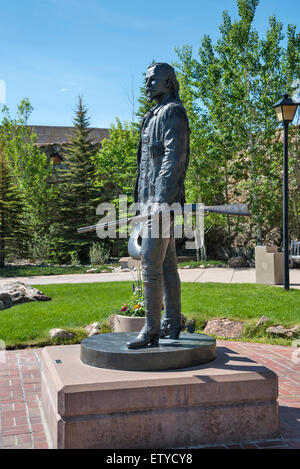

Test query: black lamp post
[273,94,299,291]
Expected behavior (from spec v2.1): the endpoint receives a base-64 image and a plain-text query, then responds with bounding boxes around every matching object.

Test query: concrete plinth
[41,343,280,449]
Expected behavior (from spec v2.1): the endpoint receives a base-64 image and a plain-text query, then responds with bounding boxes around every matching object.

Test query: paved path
[0,341,300,449]
[1,267,300,288]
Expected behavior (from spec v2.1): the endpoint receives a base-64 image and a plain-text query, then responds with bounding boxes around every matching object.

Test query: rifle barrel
[202,203,250,217]
[77,203,250,234]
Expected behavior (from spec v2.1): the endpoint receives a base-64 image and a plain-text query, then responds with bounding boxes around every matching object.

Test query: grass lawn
[0,282,299,348]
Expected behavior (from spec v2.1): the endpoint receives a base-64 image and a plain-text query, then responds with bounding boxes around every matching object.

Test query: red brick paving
[0,349,48,449]
[0,341,300,449]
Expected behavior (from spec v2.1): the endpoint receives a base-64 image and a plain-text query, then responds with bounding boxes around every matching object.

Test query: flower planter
[113,314,145,333]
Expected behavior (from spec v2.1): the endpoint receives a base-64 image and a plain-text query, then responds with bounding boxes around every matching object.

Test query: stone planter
[113,314,145,333]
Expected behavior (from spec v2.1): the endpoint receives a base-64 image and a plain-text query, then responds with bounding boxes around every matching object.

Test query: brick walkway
[0,341,300,449]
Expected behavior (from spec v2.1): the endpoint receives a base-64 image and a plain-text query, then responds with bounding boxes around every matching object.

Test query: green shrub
[89,242,110,266]
[27,226,56,264]
[69,251,81,266]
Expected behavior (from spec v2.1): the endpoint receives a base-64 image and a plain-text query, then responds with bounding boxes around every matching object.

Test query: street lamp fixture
[273,94,298,123]
[273,93,299,291]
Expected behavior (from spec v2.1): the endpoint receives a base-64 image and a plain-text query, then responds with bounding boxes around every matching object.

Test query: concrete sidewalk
[1,267,300,288]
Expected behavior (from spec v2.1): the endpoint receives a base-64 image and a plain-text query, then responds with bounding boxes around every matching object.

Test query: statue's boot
[127,281,161,349]
[160,272,182,339]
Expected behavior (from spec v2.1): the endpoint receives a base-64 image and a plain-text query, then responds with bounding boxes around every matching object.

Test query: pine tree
[54,96,102,263]
[0,149,27,266]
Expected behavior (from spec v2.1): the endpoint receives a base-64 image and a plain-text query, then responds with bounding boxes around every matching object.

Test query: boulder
[266,325,299,339]
[204,318,245,339]
[49,328,74,340]
[0,282,51,310]
[84,322,102,337]
[228,256,248,268]
[0,292,13,308]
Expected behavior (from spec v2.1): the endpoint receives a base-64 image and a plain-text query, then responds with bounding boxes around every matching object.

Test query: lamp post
[273,94,299,291]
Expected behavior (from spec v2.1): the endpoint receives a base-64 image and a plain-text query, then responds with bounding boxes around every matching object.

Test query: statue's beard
[146,91,153,103]
[147,89,170,103]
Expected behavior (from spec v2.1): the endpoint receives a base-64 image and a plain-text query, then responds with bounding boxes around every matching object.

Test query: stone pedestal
[255,246,283,285]
[41,343,280,449]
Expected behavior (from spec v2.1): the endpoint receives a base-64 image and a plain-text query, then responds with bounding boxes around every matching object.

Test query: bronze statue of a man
[127,62,190,349]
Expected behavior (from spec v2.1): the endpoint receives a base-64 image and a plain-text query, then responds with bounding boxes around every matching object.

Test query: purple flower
[120,305,128,312]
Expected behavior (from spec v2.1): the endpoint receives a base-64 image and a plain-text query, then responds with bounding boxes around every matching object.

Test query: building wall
[28,125,110,181]
[28,125,110,145]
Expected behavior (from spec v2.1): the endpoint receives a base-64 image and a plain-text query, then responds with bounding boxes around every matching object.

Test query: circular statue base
[80,332,216,371]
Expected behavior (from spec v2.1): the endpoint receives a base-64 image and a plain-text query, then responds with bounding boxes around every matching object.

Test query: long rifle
[77,203,250,234]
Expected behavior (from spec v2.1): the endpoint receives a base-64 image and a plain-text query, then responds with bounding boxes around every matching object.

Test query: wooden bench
[290,241,300,267]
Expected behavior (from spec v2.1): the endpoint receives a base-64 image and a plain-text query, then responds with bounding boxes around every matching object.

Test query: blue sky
[0,0,299,128]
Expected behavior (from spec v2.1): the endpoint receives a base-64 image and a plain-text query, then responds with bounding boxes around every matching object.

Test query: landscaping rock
[204,318,245,338]
[228,256,248,268]
[84,322,102,337]
[183,265,191,269]
[86,268,97,273]
[266,325,299,338]
[0,292,13,309]
[49,328,74,339]
[0,282,51,310]
[256,315,270,327]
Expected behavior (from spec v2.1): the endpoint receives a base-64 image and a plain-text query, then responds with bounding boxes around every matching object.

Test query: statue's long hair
[147,62,180,101]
